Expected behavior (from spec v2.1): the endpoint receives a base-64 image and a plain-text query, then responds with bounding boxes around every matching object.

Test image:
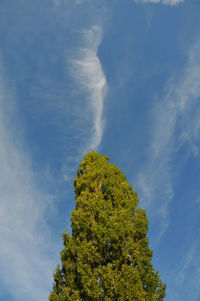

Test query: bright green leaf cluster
[49,151,166,300]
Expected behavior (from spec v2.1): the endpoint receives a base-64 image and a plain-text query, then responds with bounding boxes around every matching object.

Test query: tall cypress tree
[49,151,166,300]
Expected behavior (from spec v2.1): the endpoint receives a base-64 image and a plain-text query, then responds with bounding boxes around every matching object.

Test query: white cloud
[173,238,200,300]
[71,25,107,151]
[163,0,184,4]
[176,246,195,285]
[136,38,200,237]
[0,64,57,300]
[134,0,184,5]
[54,0,86,5]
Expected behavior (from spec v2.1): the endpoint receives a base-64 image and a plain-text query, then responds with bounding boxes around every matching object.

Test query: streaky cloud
[0,64,57,301]
[174,236,200,300]
[134,0,184,5]
[71,25,107,151]
[136,38,200,238]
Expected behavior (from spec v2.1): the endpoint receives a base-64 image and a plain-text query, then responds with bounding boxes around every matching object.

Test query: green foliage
[49,151,166,300]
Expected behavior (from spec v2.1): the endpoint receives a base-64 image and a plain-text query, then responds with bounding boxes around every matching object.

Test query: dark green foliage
[49,151,166,300]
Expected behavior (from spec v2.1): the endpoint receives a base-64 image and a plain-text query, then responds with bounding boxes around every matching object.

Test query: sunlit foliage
[49,151,166,300]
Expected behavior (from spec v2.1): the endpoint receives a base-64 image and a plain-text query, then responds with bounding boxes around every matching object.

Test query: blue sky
[0,0,200,300]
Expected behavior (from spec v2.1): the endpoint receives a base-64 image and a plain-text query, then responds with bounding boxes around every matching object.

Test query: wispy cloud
[0,64,57,300]
[134,0,184,5]
[176,246,195,285]
[136,38,200,238]
[173,237,200,300]
[71,25,107,151]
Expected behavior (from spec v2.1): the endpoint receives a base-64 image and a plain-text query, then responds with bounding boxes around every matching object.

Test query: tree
[49,151,166,300]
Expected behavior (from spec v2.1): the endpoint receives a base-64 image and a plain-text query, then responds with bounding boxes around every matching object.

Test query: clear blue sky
[0,0,200,300]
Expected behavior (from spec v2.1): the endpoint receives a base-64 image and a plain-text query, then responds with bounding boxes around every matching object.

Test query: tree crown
[49,151,166,301]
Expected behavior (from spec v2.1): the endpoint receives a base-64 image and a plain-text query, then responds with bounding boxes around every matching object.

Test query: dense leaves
[49,151,166,300]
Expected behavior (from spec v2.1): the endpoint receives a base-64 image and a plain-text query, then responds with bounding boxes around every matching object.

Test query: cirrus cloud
[134,0,184,5]
[71,25,107,151]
